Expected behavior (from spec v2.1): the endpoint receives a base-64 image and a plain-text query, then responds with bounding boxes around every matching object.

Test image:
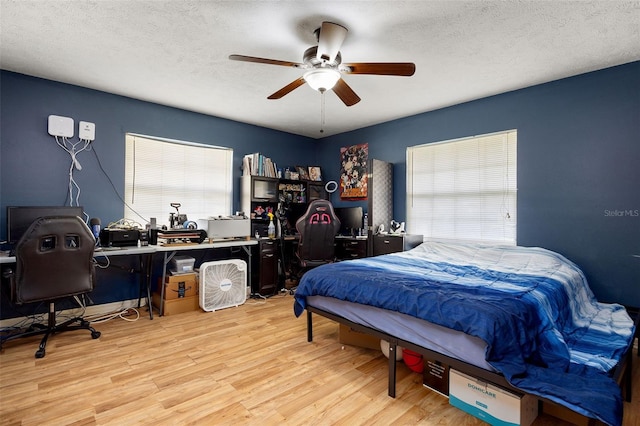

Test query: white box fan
[199,259,247,311]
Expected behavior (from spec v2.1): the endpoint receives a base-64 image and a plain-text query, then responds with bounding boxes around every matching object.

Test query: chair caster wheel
[35,348,45,358]
[91,331,101,339]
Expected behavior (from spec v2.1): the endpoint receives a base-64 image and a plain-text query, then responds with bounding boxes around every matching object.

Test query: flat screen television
[251,177,278,202]
[287,204,308,230]
[334,207,363,236]
[7,206,84,244]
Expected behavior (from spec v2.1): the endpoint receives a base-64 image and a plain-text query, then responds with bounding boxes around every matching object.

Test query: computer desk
[0,239,257,319]
[95,246,156,319]
[1,245,157,319]
[155,239,257,316]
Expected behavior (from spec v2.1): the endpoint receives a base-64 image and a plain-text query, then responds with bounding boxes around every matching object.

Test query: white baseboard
[0,298,148,329]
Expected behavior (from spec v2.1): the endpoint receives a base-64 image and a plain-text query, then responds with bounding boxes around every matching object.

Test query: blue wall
[319,62,640,307]
[0,71,316,229]
[2,62,639,311]
[0,71,317,316]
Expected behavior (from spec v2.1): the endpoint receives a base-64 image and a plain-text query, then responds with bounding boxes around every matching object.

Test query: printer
[99,228,140,247]
[198,214,250,240]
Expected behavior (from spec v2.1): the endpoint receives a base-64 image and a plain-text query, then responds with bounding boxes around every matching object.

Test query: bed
[293,241,637,426]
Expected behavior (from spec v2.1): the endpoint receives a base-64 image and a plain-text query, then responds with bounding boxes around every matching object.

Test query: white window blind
[124,134,233,225]
[406,130,517,244]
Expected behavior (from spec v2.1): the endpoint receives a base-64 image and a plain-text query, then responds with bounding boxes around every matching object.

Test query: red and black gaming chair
[295,199,341,270]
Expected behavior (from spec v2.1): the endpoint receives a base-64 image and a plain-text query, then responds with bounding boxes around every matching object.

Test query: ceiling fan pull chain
[320,91,326,134]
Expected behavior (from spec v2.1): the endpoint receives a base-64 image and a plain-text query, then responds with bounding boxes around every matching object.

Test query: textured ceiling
[1,1,639,138]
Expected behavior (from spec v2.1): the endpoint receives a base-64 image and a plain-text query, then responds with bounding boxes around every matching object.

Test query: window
[406,130,517,244]
[124,134,233,226]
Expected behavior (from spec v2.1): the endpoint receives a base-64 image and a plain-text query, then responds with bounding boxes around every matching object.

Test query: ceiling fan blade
[267,77,307,100]
[332,78,361,107]
[342,62,416,76]
[229,54,303,68]
[316,22,348,63]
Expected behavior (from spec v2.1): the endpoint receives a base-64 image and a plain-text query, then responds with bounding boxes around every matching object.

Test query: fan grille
[199,259,247,312]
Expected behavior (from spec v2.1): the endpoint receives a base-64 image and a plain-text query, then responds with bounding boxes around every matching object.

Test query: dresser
[372,234,423,256]
[335,237,368,260]
[252,239,279,296]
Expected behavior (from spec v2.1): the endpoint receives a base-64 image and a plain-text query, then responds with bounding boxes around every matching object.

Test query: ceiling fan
[229,21,416,107]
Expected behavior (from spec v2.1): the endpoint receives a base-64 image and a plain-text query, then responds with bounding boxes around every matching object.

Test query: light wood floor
[0,293,638,425]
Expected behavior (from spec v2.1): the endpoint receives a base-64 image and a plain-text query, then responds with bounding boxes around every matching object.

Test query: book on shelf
[243,153,278,177]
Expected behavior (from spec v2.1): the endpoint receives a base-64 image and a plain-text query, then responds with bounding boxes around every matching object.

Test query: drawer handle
[265,254,274,258]
[383,240,391,244]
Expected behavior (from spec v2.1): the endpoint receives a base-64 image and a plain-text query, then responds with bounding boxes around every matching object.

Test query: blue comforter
[293,241,635,426]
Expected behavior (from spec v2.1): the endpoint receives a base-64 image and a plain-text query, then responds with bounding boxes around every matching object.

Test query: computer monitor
[7,206,84,244]
[334,207,363,236]
[282,203,308,235]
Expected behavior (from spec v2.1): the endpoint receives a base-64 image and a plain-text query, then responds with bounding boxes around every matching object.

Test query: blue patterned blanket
[294,241,635,426]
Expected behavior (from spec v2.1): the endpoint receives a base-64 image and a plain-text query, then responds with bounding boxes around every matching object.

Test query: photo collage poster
[340,143,368,199]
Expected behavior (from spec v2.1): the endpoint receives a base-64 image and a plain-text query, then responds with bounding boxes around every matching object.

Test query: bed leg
[388,341,397,398]
[625,347,632,402]
[307,310,313,342]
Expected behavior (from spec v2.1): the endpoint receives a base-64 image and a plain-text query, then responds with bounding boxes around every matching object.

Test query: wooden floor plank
[0,293,637,425]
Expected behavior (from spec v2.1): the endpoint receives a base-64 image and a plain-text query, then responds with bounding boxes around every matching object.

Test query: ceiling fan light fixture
[304,68,341,92]
[230,21,415,106]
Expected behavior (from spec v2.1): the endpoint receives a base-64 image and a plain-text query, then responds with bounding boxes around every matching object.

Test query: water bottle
[267,213,276,239]
[363,212,368,235]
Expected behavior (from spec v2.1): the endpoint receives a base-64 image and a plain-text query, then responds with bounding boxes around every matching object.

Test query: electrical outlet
[79,121,96,141]
[48,115,74,137]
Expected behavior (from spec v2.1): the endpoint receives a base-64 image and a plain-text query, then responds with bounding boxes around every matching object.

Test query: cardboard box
[449,369,538,426]
[152,293,199,315]
[423,358,449,397]
[159,273,197,299]
[338,324,380,350]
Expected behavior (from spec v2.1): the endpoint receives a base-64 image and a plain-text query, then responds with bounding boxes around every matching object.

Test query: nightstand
[335,237,368,260]
[372,234,423,256]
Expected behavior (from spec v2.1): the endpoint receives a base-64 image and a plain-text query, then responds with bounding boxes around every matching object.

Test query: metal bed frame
[305,305,638,426]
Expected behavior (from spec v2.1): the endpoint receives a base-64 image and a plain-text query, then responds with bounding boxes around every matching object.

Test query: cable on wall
[48,115,96,217]
[55,135,92,207]
[90,146,149,224]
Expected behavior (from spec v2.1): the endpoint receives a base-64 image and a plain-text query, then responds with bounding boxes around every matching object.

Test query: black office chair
[295,199,341,271]
[1,216,101,358]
